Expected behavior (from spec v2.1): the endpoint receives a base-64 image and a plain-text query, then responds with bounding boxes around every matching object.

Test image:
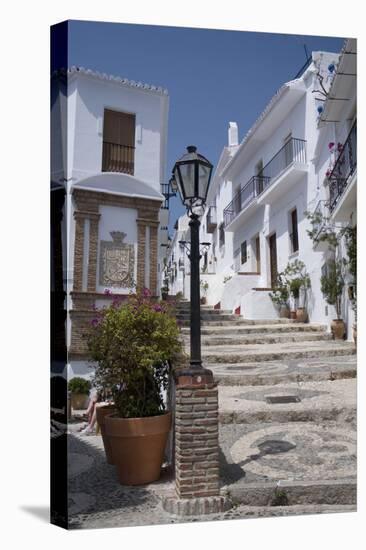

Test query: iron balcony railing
[102,142,135,174]
[223,138,307,227]
[160,182,176,209]
[224,176,270,227]
[206,206,217,232]
[328,121,357,212]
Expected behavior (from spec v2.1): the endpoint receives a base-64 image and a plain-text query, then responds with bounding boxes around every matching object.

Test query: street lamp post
[172,146,213,380]
[163,147,225,513]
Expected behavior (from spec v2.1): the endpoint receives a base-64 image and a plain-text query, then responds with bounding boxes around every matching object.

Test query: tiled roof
[52,66,169,96]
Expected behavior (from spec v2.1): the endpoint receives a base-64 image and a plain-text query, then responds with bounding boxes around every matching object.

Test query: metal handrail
[328,121,357,212]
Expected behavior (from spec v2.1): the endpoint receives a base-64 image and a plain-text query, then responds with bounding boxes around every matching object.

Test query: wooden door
[255,236,261,273]
[269,233,277,288]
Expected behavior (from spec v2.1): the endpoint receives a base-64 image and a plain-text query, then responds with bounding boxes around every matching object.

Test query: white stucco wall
[69,73,168,190]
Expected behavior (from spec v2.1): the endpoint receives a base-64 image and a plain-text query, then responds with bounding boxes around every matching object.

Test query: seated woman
[80,388,113,435]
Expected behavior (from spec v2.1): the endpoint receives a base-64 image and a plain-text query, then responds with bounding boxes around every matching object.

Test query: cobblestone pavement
[67,415,356,529]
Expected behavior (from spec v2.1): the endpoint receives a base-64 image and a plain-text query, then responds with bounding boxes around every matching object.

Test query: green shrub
[68,377,91,395]
[87,288,183,419]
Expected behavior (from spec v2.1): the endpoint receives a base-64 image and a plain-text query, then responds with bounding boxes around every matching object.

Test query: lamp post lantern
[172,146,213,379]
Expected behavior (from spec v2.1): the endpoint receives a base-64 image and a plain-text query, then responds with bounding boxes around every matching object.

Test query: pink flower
[153,304,163,312]
[328,142,335,150]
[91,318,100,327]
[142,287,152,297]
[337,142,343,152]
[326,169,331,178]
[104,289,112,295]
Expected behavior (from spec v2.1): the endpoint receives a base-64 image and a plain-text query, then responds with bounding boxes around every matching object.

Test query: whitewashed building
[310,38,357,338]
[51,67,172,377]
[166,41,356,339]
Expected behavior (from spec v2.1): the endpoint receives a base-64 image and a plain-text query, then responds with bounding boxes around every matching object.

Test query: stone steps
[218,379,356,425]
[175,303,357,513]
[182,331,332,347]
[222,481,357,508]
[209,356,357,386]
[201,341,356,364]
[181,323,327,335]
[178,318,298,327]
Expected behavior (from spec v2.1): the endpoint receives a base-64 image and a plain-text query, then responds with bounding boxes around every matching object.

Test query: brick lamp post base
[162,372,231,516]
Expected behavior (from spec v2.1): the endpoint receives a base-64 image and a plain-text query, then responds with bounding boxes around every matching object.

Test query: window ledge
[289,251,299,260]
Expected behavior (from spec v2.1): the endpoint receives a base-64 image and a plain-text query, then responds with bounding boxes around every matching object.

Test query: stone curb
[224,479,357,506]
[218,406,356,425]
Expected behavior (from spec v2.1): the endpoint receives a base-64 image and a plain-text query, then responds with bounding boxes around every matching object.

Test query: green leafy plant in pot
[68,377,91,410]
[87,288,182,485]
[269,272,290,318]
[200,280,209,305]
[320,259,345,339]
[284,260,311,322]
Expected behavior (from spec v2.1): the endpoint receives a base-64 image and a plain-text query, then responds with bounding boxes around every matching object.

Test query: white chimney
[228,122,238,147]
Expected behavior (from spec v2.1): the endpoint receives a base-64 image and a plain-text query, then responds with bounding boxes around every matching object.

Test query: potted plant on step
[87,288,182,485]
[200,280,209,305]
[269,272,290,318]
[320,259,345,339]
[68,377,91,411]
[284,260,311,323]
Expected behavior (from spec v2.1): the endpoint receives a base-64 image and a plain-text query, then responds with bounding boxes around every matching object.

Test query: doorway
[269,233,278,288]
[255,235,261,273]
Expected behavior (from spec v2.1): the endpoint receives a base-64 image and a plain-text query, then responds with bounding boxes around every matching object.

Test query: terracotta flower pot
[95,405,117,464]
[105,412,172,485]
[296,307,308,323]
[290,311,297,320]
[353,324,357,346]
[71,393,89,410]
[200,297,207,305]
[331,319,345,340]
[279,306,290,318]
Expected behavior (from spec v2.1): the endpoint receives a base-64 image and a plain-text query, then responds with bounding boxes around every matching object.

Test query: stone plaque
[99,231,134,288]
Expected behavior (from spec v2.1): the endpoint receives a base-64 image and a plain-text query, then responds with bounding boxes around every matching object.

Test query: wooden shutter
[103,109,135,146]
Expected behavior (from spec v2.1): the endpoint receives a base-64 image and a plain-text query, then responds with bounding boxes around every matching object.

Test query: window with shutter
[102,109,136,174]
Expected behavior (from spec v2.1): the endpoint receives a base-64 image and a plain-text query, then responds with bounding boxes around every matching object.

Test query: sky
[66,20,344,232]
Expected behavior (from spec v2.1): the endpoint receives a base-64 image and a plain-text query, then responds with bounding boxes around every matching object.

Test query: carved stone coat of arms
[99,231,135,288]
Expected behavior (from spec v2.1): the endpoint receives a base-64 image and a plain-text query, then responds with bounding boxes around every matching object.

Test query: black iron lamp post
[172,146,213,379]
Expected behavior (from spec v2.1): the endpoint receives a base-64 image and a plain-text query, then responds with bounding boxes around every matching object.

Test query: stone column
[87,213,101,292]
[73,212,85,291]
[136,220,146,290]
[162,372,228,516]
[149,222,159,295]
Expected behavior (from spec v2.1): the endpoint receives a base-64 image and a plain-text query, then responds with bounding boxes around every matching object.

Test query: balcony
[224,138,307,230]
[206,206,217,233]
[223,176,269,227]
[102,142,135,174]
[328,121,357,217]
[161,182,176,210]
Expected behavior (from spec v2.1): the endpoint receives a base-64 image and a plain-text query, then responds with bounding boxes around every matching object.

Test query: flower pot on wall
[290,310,297,320]
[296,307,308,323]
[105,412,172,485]
[331,319,345,340]
[200,297,207,305]
[71,393,89,410]
[95,405,117,464]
